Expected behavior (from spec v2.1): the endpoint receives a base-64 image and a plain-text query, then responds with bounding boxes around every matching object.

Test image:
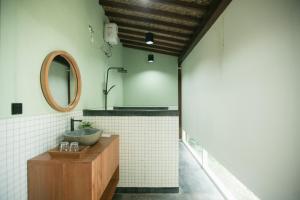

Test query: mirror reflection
[48,55,77,107]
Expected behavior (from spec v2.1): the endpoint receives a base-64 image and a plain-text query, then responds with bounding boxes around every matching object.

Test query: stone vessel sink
[64,128,103,145]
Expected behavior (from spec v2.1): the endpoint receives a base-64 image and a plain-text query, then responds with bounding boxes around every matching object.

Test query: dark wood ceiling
[99,0,231,62]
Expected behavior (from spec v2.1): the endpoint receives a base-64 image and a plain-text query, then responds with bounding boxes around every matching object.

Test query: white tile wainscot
[0,111,82,200]
[84,116,179,188]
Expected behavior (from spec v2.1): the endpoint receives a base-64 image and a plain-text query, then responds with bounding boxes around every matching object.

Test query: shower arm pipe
[104,67,123,110]
[104,67,121,94]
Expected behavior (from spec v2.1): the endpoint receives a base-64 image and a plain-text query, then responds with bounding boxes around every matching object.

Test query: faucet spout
[71,118,82,131]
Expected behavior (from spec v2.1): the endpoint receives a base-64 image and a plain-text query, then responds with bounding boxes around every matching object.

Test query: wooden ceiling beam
[149,0,208,10]
[99,0,200,22]
[119,33,185,48]
[118,28,188,44]
[105,11,196,30]
[120,39,182,53]
[118,27,189,41]
[119,35,184,50]
[110,17,192,35]
[179,0,232,63]
[111,20,192,38]
[123,44,179,57]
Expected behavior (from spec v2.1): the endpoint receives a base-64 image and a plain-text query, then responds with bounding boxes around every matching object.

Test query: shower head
[118,68,128,73]
[108,67,127,73]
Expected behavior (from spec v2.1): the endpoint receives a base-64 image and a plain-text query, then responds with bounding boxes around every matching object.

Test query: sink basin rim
[64,128,102,137]
[63,128,103,145]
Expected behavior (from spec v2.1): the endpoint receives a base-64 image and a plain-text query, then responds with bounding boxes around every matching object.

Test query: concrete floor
[113,142,224,200]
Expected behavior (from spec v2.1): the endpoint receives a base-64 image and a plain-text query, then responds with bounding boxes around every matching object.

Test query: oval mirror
[41,51,82,112]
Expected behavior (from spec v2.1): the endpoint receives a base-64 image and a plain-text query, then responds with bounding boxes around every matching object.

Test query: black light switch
[11,103,22,115]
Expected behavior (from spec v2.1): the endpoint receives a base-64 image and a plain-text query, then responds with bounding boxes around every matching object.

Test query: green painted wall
[0,0,123,118]
[182,0,300,199]
[123,47,178,107]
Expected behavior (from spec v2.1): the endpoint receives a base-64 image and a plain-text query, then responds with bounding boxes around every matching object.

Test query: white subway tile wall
[84,116,179,188]
[0,113,178,200]
[0,111,82,200]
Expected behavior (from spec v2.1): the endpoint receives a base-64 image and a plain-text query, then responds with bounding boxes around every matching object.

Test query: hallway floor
[113,143,224,200]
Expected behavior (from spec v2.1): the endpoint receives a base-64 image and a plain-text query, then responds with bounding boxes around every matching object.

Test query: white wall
[0,111,83,200]
[123,47,178,107]
[182,0,300,199]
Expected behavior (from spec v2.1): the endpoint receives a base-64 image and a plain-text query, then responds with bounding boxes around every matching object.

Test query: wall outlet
[11,103,22,115]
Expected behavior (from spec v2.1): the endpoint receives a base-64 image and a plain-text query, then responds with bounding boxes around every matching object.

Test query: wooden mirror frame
[40,51,82,112]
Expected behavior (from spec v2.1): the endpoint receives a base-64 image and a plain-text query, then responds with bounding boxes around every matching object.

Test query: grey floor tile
[113,142,224,200]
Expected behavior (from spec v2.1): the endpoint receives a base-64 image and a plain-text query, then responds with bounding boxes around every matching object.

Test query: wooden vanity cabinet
[28,136,119,200]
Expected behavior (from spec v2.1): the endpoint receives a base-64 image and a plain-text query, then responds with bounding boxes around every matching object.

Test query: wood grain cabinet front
[28,136,119,200]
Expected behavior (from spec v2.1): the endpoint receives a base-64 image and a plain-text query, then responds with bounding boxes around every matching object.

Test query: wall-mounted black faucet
[103,67,127,110]
[71,118,82,131]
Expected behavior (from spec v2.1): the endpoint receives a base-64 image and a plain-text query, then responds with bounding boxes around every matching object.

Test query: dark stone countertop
[113,106,169,110]
[83,109,179,116]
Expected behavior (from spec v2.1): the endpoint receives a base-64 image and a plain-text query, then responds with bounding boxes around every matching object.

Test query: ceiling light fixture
[145,32,154,45]
[148,54,154,63]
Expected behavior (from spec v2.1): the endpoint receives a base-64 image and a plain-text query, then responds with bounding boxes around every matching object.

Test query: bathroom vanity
[28,136,119,200]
